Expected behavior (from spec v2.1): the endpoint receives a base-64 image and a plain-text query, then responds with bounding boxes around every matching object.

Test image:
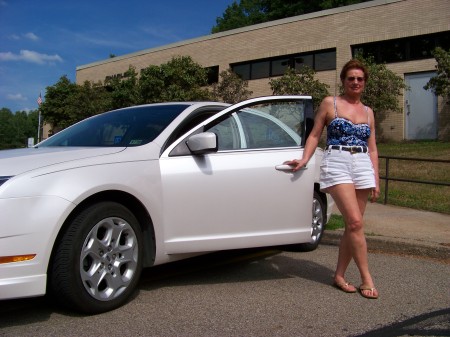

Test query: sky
[0,0,235,113]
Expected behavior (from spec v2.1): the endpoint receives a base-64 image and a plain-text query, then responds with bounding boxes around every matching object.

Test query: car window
[237,110,299,149]
[168,98,309,156]
[163,107,225,153]
[206,114,240,150]
[39,104,188,147]
[203,102,304,151]
[246,101,307,141]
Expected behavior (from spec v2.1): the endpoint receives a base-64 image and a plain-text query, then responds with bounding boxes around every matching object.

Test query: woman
[286,59,380,299]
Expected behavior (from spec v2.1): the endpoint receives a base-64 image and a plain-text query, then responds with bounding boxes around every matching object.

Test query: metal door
[405,72,437,140]
[159,96,315,254]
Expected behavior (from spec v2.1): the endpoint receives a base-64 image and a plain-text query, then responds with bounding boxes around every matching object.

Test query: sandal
[359,285,379,299]
[333,281,357,293]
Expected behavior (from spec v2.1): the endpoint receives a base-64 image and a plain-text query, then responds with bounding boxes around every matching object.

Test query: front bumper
[0,196,75,300]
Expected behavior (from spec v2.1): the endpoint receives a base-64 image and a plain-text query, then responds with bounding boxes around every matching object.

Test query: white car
[0,96,333,314]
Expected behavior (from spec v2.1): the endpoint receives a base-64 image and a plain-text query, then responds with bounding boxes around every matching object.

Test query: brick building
[76,0,450,141]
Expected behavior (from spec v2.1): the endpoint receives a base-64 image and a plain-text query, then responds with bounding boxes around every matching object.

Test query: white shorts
[319,148,376,191]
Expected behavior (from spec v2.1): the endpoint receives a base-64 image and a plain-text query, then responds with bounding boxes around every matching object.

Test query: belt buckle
[350,146,358,154]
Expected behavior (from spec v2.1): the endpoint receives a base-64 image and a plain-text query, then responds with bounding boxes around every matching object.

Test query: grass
[326,214,345,230]
[376,140,450,159]
[376,140,450,214]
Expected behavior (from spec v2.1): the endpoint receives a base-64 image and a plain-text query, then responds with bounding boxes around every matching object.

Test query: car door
[159,96,316,254]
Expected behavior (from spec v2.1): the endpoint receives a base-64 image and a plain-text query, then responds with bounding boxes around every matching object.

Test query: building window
[233,64,251,80]
[314,51,336,71]
[251,60,270,79]
[231,49,336,81]
[207,66,219,84]
[352,31,450,64]
[271,58,290,76]
[294,55,313,70]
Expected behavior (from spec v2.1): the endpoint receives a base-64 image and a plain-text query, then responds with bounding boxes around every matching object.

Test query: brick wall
[76,0,450,141]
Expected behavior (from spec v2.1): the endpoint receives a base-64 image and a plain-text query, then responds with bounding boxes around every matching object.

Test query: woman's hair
[340,59,369,82]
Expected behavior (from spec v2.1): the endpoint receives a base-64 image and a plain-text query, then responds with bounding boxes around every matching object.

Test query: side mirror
[186,132,218,154]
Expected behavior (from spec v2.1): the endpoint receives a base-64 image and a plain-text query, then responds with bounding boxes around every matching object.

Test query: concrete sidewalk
[321,202,450,262]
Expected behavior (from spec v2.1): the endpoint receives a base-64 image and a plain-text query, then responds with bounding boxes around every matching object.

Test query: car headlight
[0,176,13,187]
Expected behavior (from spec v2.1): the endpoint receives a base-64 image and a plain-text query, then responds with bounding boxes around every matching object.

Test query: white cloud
[7,32,39,41]
[141,26,181,43]
[0,50,63,64]
[73,32,135,49]
[0,52,15,61]
[24,32,39,41]
[7,93,27,101]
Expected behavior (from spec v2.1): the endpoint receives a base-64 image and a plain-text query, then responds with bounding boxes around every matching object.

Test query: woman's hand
[284,159,308,172]
[370,186,380,203]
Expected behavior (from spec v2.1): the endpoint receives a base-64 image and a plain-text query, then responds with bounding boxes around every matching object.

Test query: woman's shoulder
[316,96,336,123]
[320,96,335,108]
[362,102,374,114]
[322,96,335,103]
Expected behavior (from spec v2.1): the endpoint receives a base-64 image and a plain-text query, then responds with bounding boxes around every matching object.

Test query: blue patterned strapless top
[327,117,371,147]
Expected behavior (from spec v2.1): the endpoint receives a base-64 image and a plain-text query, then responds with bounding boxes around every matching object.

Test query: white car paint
[0,96,333,313]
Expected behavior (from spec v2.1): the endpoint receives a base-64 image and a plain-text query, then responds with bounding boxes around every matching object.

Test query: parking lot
[1,245,449,337]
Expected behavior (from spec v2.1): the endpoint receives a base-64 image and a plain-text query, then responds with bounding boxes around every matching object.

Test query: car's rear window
[39,104,189,147]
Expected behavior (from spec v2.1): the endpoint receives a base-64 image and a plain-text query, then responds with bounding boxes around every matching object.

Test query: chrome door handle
[275,164,307,172]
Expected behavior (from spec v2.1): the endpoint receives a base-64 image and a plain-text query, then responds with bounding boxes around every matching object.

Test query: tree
[0,108,15,149]
[269,66,330,111]
[139,56,211,103]
[41,75,112,132]
[212,1,266,34]
[37,56,214,135]
[424,47,450,105]
[70,81,112,120]
[138,64,165,104]
[0,108,39,149]
[211,68,253,103]
[26,109,40,144]
[105,66,140,109]
[319,0,367,9]
[39,75,78,131]
[10,111,31,148]
[212,0,371,33]
[269,66,329,136]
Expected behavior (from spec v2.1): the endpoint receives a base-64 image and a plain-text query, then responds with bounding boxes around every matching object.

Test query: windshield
[39,104,189,147]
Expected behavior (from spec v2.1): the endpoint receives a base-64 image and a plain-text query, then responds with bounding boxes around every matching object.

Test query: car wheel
[49,201,143,314]
[296,191,325,252]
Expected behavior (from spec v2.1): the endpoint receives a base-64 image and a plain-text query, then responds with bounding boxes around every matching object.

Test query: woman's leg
[328,184,377,297]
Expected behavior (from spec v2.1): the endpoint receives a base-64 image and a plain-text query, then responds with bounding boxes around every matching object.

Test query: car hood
[0,147,126,176]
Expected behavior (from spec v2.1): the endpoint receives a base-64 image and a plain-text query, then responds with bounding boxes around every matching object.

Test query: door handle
[275,164,307,172]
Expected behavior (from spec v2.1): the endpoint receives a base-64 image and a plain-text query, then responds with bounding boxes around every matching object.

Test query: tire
[49,201,143,314]
[295,191,326,252]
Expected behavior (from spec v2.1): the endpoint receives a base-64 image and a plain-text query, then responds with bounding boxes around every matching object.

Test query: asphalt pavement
[322,202,450,263]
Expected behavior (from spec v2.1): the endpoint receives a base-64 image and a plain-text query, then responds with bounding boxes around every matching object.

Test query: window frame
[231,49,336,81]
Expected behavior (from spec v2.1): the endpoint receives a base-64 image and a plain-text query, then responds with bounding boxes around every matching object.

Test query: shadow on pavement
[353,307,450,337]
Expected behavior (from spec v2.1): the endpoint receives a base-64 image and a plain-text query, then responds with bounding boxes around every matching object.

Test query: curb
[321,230,450,263]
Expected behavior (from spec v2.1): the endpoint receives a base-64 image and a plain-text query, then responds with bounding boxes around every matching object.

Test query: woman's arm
[367,107,380,202]
[285,96,331,171]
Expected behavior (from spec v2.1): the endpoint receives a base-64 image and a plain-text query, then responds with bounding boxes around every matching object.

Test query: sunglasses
[346,76,365,82]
